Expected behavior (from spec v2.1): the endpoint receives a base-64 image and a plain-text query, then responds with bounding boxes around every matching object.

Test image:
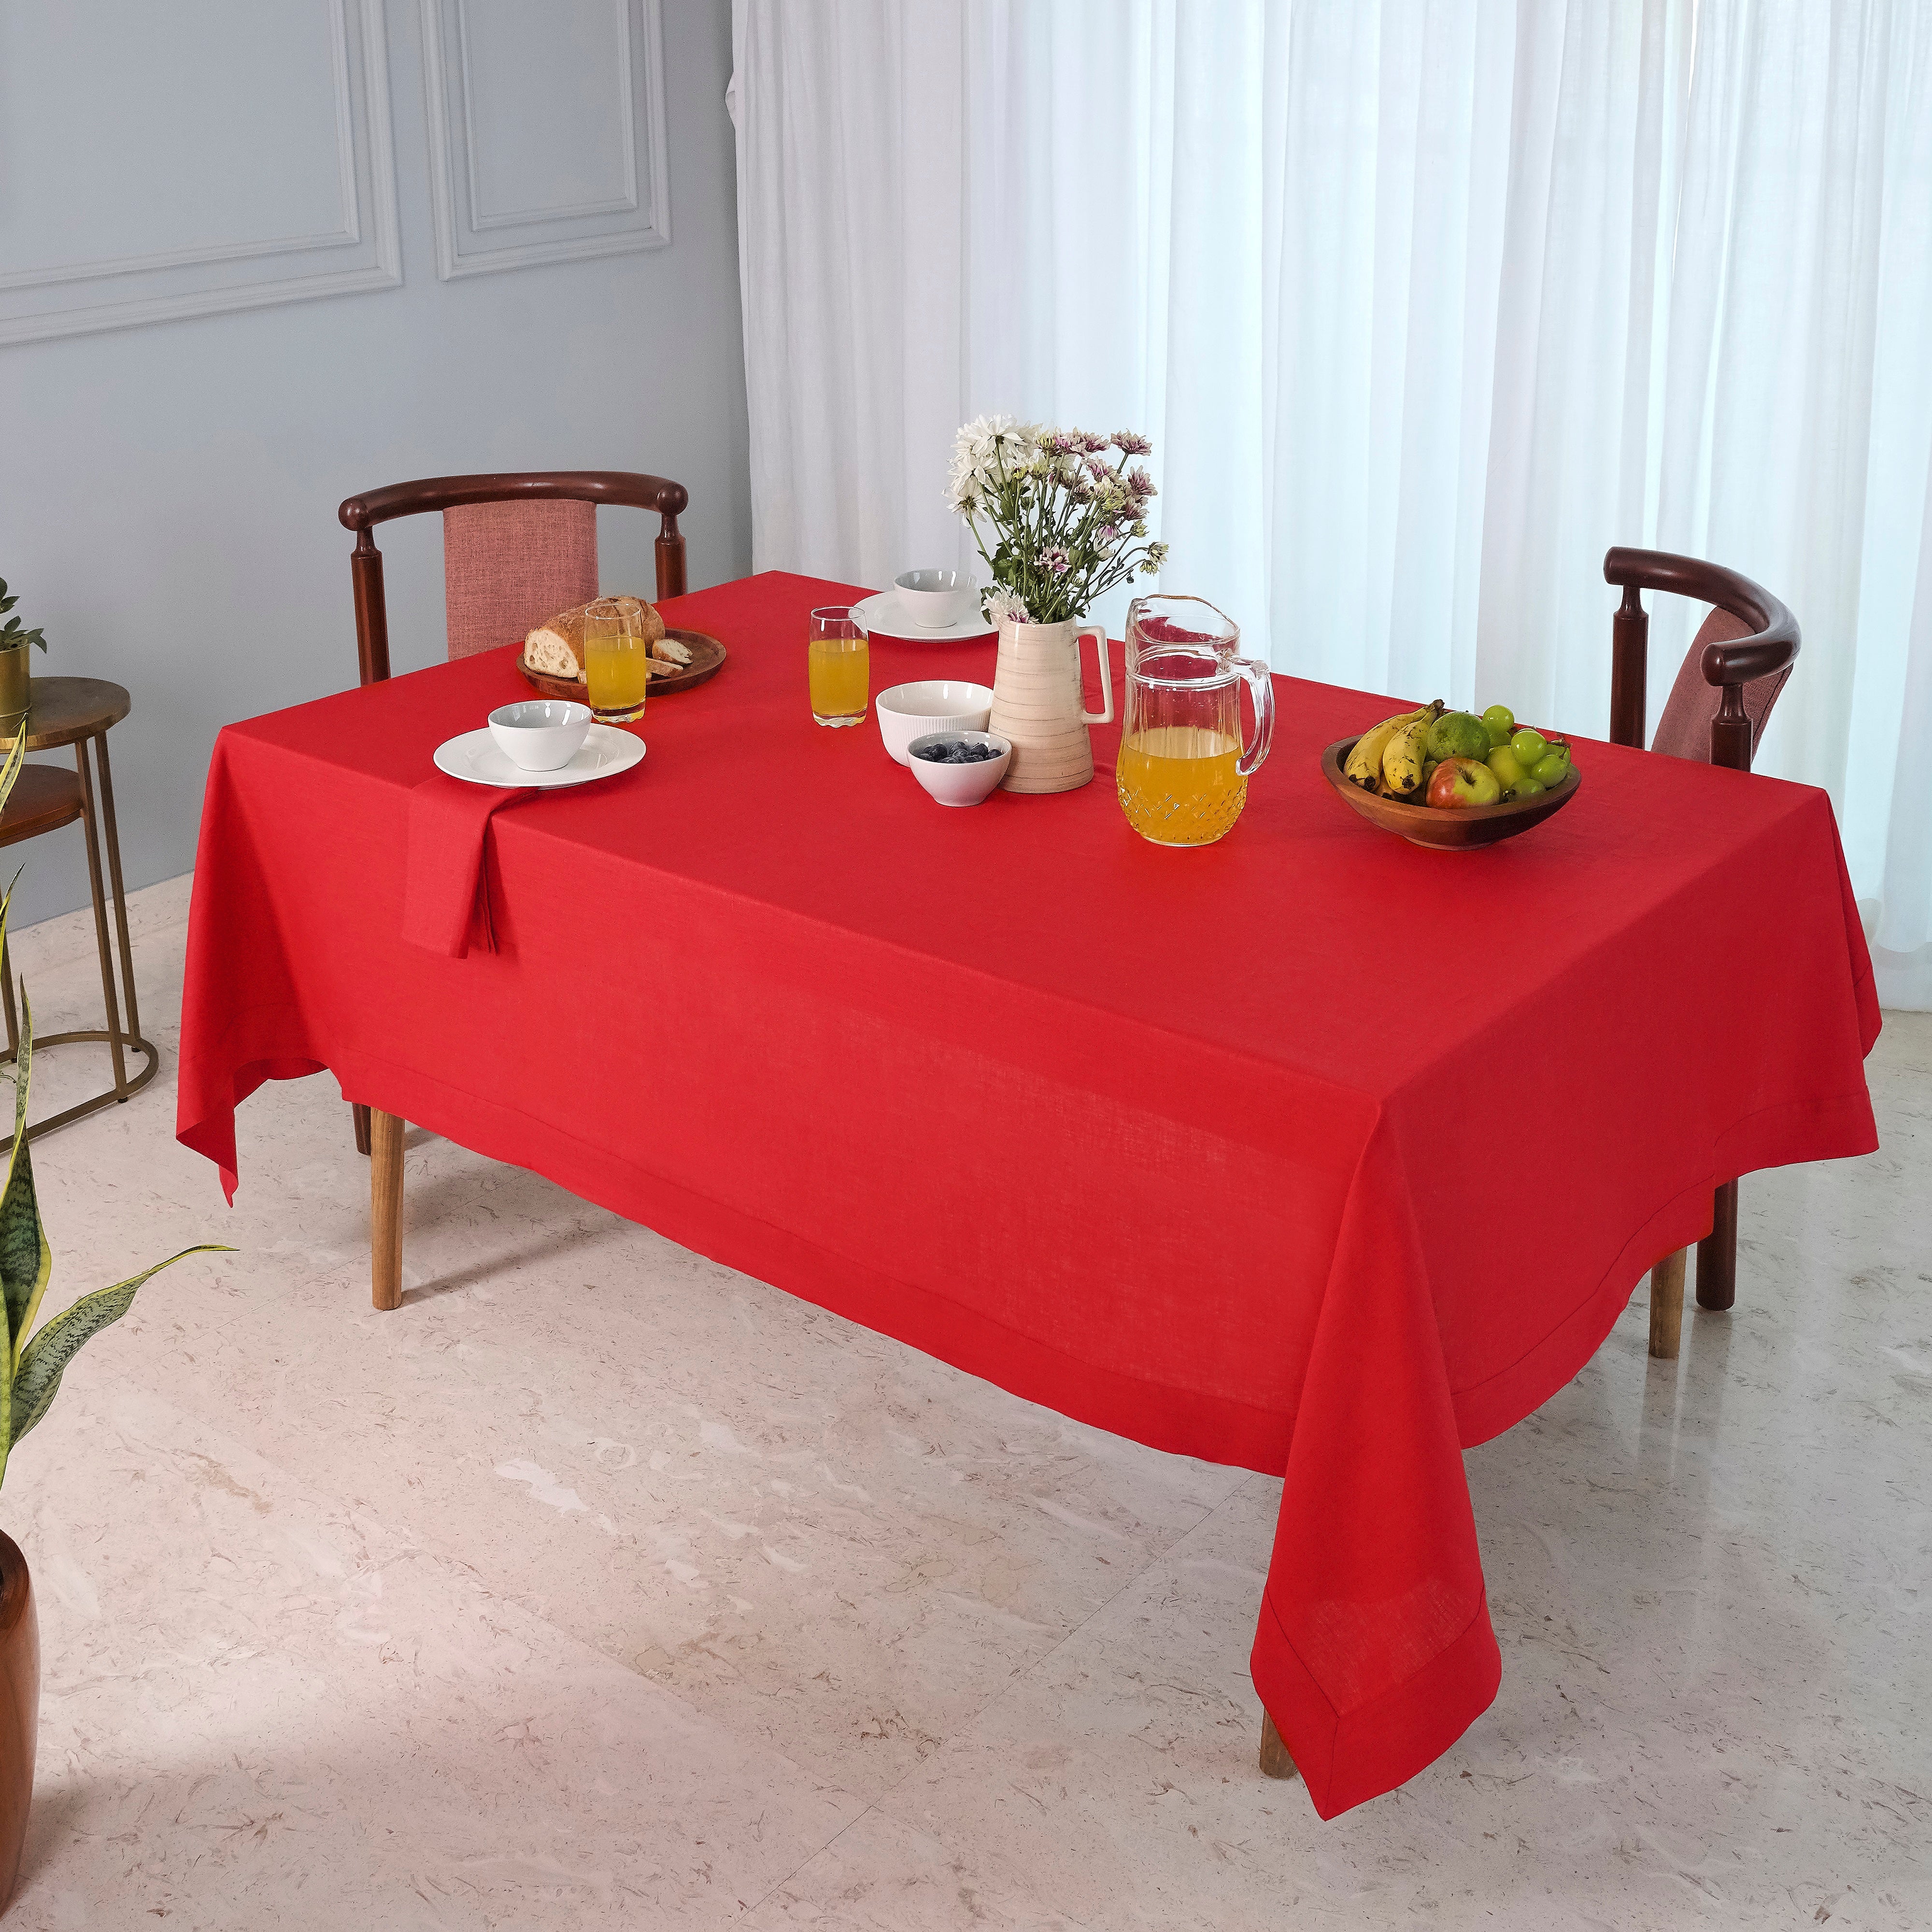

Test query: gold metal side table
[0,678,158,1144]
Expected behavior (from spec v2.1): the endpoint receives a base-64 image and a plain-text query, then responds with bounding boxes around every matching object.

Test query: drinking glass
[584,597,650,724]
[808,607,868,726]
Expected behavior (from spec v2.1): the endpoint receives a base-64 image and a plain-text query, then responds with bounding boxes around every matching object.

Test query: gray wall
[0,0,750,928]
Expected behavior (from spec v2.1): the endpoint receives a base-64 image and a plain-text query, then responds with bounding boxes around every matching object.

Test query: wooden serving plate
[1320,736,1581,849]
[519,627,726,701]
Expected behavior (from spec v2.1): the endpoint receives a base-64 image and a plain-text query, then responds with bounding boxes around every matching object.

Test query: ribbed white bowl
[874,681,995,766]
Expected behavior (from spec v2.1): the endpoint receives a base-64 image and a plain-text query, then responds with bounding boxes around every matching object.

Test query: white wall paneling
[0,0,401,347]
[421,0,671,279]
[0,0,748,931]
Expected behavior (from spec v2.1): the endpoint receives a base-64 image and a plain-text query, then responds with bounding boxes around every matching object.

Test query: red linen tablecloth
[177,571,1879,1818]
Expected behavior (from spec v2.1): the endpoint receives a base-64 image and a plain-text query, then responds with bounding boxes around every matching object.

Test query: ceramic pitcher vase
[987,616,1113,794]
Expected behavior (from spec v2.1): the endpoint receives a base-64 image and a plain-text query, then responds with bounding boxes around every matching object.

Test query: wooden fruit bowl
[519,627,727,701]
[1320,737,1581,849]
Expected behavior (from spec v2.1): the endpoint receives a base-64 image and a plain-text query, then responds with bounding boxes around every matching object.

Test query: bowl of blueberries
[906,730,1012,807]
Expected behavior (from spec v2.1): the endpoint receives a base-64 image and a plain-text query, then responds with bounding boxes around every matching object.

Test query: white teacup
[893,568,978,630]
[487,699,592,772]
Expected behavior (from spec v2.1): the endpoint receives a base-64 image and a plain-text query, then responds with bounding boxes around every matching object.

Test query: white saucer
[851,592,996,643]
[433,722,645,789]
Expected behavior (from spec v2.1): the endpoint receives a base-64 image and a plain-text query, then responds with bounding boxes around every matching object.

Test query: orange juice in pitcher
[1116,597,1273,846]
[1117,726,1248,845]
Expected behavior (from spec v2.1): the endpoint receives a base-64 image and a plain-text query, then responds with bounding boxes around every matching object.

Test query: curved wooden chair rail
[1602,546,1800,1355]
[337,469,691,687]
[1603,545,1800,772]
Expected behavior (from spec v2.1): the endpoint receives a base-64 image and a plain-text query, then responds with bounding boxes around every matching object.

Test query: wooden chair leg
[1259,1710,1298,1780]
[1648,1248,1686,1359]
[370,1108,404,1311]
[1696,1180,1737,1311]
[352,1102,372,1156]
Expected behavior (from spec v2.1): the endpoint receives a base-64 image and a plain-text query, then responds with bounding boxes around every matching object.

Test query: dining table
[176,568,1880,1819]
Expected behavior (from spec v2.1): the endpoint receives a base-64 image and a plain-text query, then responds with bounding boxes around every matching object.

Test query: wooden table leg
[352,1102,372,1156]
[1696,1179,1738,1311]
[1648,1248,1686,1359]
[370,1108,404,1310]
[1259,1711,1298,1780]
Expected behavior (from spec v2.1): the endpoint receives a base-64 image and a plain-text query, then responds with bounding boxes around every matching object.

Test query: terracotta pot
[0,1533,36,1913]
[987,616,1114,794]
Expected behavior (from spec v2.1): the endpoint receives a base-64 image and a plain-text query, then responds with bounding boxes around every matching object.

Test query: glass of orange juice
[584,597,650,724]
[808,607,868,727]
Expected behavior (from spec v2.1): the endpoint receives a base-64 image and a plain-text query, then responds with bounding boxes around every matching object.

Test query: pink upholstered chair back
[1649,606,1793,762]
[442,499,599,660]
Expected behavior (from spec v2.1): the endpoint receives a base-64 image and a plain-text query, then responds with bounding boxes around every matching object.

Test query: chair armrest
[1603,545,1799,689]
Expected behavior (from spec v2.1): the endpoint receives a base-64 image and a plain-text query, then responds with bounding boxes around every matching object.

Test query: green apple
[1509,727,1548,767]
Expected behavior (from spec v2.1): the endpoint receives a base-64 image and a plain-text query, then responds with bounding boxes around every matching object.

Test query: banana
[1343,706,1426,789]
[1381,700,1444,797]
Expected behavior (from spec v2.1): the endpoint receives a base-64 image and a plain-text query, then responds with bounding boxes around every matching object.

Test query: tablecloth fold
[402,774,522,957]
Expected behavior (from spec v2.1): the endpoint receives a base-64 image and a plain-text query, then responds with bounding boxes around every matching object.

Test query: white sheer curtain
[729,0,1932,1008]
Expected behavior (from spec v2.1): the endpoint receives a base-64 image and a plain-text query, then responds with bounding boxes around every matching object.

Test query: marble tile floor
[0,873,1927,1930]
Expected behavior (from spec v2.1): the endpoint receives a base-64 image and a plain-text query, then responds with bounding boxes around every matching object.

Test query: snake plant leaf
[0,983,45,1363]
[0,852,35,1364]
[0,1137,49,1371]
[7,1245,233,1454]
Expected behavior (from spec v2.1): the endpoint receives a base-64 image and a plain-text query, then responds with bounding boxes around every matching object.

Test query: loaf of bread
[524,596,667,681]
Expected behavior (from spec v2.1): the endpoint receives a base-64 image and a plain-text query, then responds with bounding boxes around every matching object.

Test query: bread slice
[524,596,667,680]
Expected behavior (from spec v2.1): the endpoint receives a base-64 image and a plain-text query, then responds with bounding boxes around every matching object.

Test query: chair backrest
[336,470,690,686]
[443,499,597,661]
[1648,606,1793,763]
[1602,547,1800,772]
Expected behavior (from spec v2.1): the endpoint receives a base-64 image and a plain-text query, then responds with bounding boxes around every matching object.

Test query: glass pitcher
[1117,596,1274,846]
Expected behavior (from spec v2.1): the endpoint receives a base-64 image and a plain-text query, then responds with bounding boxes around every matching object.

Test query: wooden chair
[337,469,690,687]
[335,470,689,1300]
[1602,546,1800,1361]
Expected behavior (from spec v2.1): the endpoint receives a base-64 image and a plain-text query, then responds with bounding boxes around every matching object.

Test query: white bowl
[875,681,995,766]
[893,568,978,630]
[906,731,1012,807]
[487,699,592,771]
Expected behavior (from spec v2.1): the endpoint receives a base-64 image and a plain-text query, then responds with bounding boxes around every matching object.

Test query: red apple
[1425,756,1503,809]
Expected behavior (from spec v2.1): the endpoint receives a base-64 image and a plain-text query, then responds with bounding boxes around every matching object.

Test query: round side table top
[17,677,130,753]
